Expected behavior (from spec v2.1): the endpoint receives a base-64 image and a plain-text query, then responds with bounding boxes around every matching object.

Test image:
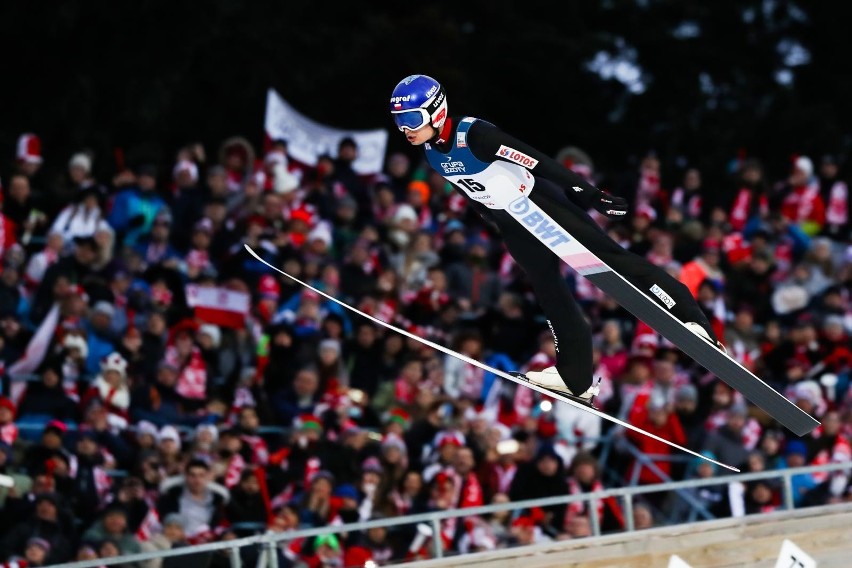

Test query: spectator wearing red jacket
[626,393,687,485]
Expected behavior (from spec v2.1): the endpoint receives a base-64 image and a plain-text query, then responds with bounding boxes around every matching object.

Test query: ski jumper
[423,117,715,393]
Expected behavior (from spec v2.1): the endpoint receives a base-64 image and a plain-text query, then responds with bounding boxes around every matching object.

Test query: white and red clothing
[781,181,825,233]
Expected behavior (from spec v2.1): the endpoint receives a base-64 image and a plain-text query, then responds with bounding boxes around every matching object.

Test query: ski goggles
[392,108,430,131]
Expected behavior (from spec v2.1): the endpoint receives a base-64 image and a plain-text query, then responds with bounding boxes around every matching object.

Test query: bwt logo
[508,196,571,247]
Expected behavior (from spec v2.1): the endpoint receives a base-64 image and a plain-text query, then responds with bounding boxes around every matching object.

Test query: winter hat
[310,470,336,485]
[26,537,51,553]
[193,217,214,235]
[195,423,219,444]
[771,285,809,315]
[135,420,159,440]
[0,396,16,418]
[381,433,407,454]
[173,160,199,182]
[675,384,699,403]
[44,419,68,436]
[198,324,222,349]
[333,483,359,501]
[318,338,341,356]
[794,156,814,178]
[727,402,749,418]
[785,439,808,458]
[16,133,43,164]
[100,352,128,378]
[361,456,383,474]
[392,203,418,224]
[69,152,92,174]
[91,300,116,319]
[408,180,430,202]
[264,149,287,166]
[307,223,333,247]
[157,425,182,449]
[162,513,187,530]
[792,380,824,407]
[534,442,564,467]
[434,431,464,449]
[296,414,323,433]
[314,534,340,551]
[257,275,280,300]
[385,407,411,428]
[272,162,300,194]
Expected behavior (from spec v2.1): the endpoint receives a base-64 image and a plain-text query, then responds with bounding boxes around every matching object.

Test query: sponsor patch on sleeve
[456,132,467,148]
[496,145,539,169]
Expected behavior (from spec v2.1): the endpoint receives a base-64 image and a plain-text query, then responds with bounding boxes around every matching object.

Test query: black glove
[591,191,628,217]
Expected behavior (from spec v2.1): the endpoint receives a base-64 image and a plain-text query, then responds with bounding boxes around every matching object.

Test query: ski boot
[513,367,600,408]
[685,322,728,355]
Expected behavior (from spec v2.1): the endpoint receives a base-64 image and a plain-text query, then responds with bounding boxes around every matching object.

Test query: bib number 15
[457,178,486,193]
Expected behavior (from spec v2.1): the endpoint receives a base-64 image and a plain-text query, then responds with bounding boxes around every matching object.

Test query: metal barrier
[49,461,852,568]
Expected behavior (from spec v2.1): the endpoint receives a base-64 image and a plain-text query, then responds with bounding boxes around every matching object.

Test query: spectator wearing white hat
[779,155,826,236]
[156,425,183,477]
[80,352,131,432]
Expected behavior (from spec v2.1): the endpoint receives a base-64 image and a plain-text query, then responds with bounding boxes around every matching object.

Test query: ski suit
[422,116,716,393]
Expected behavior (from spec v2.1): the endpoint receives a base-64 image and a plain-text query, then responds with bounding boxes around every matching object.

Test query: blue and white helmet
[389,74,448,132]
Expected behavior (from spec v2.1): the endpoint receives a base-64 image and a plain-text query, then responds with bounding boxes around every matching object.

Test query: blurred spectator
[3,126,852,565]
[0,492,73,563]
[156,459,229,539]
[701,403,752,471]
[778,156,825,236]
[82,503,143,556]
[509,443,568,536]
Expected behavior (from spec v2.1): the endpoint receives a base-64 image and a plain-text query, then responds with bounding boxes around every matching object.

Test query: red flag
[185,285,250,328]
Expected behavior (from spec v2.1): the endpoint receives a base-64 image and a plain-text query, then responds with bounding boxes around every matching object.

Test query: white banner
[186,285,250,313]
[264,88,389,175]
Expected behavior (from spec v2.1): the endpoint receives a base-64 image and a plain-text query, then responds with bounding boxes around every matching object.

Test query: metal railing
[49,460,852,568]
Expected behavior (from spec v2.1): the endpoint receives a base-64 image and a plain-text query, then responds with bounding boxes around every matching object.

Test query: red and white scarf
[826,180,849,226]
[730,188,768,232]
[781,181,824,225]
[167,346,208,400]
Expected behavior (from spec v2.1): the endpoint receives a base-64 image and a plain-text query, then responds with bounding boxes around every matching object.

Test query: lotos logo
[496,145,539,168]
[650,284,676,309]
[508,196,571,248]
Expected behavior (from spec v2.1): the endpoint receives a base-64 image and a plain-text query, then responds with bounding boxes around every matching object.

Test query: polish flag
[7,303,61,403]
[185,285,250,328]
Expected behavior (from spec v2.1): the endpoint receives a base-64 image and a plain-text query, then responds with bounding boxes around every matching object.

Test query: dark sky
[2,0,849,188]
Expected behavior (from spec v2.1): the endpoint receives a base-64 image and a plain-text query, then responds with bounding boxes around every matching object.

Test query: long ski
[502,189,819,436]
[244,244,738,472]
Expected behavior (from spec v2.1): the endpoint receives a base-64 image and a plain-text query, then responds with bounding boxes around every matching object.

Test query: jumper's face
[403,124,435,146]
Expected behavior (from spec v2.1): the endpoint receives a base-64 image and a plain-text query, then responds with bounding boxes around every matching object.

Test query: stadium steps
[410,502,852,567]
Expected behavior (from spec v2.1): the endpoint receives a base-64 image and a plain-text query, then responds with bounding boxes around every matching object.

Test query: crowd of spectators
[0,130,851,568]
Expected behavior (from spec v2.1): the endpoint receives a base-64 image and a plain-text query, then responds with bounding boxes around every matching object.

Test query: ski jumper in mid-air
[389,74,724,401]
